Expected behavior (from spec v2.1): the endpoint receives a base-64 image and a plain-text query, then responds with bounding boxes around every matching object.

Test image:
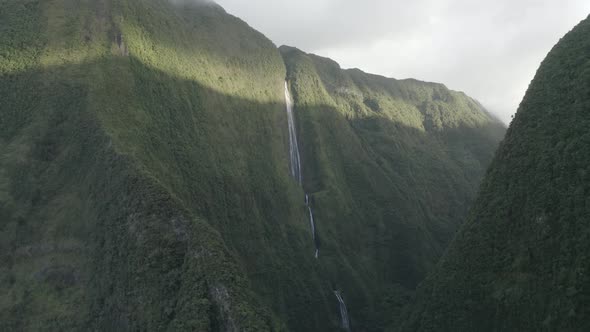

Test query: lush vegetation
[0,0,505,331]
[0,0,297,330]
[280,46,505,330]
[399,14,590,332]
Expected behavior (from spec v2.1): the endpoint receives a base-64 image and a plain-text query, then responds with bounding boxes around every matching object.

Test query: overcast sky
[214,0,590,124]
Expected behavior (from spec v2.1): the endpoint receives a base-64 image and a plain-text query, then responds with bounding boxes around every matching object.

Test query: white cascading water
[285,82,319,258]
[305,194,319,258]
[334,290,351,331]
[284,81,302,184]
[285,81,350,329]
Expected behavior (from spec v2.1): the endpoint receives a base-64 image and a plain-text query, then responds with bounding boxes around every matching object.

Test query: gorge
[10,0,589,331]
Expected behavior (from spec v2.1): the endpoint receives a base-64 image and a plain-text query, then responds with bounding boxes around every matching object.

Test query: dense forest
[12,0,585,331]
[399,14,590,332]
[280,46,505,328]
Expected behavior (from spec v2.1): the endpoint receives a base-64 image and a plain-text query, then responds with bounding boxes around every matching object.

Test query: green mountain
[399,15,590,332]
[0,0,504,331]
[280,46,505,329]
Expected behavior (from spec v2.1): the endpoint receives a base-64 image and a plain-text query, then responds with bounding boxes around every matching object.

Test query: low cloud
[216,0,590,124]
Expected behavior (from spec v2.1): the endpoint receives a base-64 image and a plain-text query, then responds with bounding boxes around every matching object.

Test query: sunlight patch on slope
[120,18,285,105]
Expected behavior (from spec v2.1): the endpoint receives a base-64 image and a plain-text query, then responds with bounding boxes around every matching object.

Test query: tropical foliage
[0,0,505,331]
[399,14,590,332]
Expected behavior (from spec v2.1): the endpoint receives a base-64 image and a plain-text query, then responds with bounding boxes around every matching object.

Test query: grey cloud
[215,0,590,123]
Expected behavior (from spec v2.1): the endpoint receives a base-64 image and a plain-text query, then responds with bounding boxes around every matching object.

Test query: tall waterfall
[285,82,318,258]
[284,82,302,184]
[284,81,350,329]
[334,290,351,331]
[305,194,319,258]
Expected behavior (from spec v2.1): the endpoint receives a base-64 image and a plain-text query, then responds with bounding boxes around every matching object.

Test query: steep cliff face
[1,0,295,330]
[1,0,505,331]
[399,15,590,332]
[280,46,505,329]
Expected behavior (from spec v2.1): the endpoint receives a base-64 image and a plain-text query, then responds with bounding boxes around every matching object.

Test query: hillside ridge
[1,1,506,331]
[398,14,590,332]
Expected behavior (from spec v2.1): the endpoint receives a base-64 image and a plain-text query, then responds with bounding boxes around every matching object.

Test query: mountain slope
[1,0,504,331]
[280,46,505,329]
[0,0,301,330]
[399,15,590,332]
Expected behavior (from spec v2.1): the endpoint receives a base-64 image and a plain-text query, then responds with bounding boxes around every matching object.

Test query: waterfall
[305,194,319,258]
[285,82,318,258]
[307,207,316,242]
[285,81,350,329]
[334,290,351,331]
[284,82,302,184]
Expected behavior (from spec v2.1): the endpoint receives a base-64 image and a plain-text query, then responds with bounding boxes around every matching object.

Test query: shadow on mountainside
[1,54,506,331]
